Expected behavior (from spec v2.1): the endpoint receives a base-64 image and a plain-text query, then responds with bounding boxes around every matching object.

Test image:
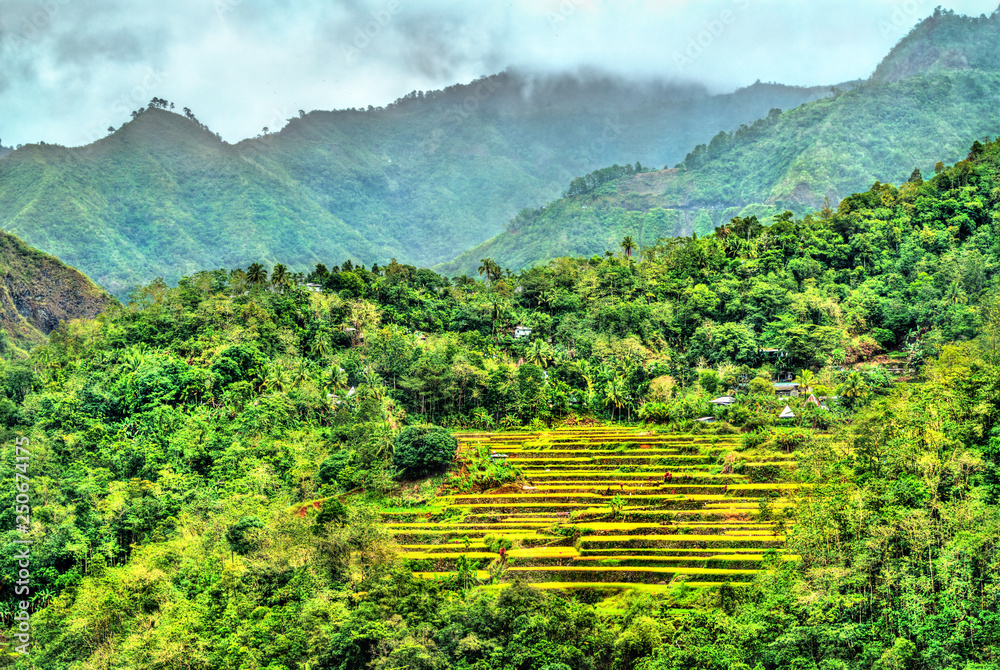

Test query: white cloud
[0,0,997,147]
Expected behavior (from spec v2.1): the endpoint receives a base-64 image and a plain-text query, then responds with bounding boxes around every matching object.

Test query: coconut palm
[325,366,348,394]
[263,361,290,393]
[525,339,553,368]
[798,369,816,395]
[246,263,267,286]
[840,371,869,399]
[945,280,967,305]
[358,366,386,401]
[604,376,627,419]
[291,360,311,388]
[478,258,501,285]
[271,263,289,292]
[310,334,331,359]
[620,235,636,258]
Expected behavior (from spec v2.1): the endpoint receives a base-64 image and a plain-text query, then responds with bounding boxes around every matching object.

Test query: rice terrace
[387,426,806,595]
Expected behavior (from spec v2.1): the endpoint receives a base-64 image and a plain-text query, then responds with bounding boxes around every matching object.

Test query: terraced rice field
[389,427,802,593]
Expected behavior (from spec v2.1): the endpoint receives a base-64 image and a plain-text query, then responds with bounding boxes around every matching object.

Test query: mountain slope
[0,73,835,297]
[0,229,114,347]
[0,111,379,297]
[439,8,1000,276]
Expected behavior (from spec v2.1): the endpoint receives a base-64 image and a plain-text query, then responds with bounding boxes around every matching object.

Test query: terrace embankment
[388,427,805,593]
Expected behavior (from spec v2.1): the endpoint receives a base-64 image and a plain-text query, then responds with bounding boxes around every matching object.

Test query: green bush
[741,428,771,450]
[318,450,353,485]
[393,425,458,479]
[774,429,811,452]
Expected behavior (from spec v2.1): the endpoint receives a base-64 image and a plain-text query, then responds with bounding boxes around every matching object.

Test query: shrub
[741,414,773,433]
[647,375,676,402]
[318,450,353,485]
[774,429,811,452]
[698,370,721,395]
[712,421,739,435]
[393,425,458,479]
[638,402,670,424]
[741,428,771,450]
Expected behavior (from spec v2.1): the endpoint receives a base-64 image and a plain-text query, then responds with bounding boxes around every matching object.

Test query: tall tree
[621,235,636,258]
[271,263,289,292]
[478,258,501,285]
[246,263,267,286]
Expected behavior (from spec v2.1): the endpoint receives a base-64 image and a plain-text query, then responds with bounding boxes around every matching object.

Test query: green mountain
[439,7,1000,276]
[0,73,835,298]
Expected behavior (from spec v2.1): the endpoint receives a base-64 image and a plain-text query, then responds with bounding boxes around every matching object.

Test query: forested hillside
[2,137,1000,668]
[441,7,1000,276]
[0,73,834,298]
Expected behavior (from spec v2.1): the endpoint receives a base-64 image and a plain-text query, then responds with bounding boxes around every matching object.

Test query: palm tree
[798,369,816,395]
[358,367,387,402]
[246,263,267,287]
[840,371,868,399]
[604,376,626,419]
[263,361,290,393]
[620,235,636,258]
[945,280,967,305]
[271,263,289,292]
[525,340,553,368]
[478,258,501,285]
[310,334,331,359]
[291,360,311,388]
[326,366,348,393]
[488,295,510,334]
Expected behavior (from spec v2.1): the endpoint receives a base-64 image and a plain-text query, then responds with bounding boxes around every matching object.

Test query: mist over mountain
[0,70,835,297]
[440,7,1000,276]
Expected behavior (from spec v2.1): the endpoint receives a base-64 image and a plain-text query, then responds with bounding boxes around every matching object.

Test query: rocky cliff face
[0,229,115,344]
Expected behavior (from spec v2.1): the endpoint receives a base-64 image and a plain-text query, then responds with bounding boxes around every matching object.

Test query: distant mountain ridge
[0,71,836,297]
[872,5,1000,82]
[438,6,1000,276]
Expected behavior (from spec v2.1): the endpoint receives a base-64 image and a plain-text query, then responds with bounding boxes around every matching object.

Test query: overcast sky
[1,0,997,147]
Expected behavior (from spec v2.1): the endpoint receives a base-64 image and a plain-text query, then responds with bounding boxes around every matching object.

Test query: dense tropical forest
[0,135,999,668]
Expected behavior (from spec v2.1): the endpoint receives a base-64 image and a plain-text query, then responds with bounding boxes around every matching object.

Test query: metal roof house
[773,382,800,397]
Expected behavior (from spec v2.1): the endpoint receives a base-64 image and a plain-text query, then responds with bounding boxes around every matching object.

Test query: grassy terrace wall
[385,427,802,593]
